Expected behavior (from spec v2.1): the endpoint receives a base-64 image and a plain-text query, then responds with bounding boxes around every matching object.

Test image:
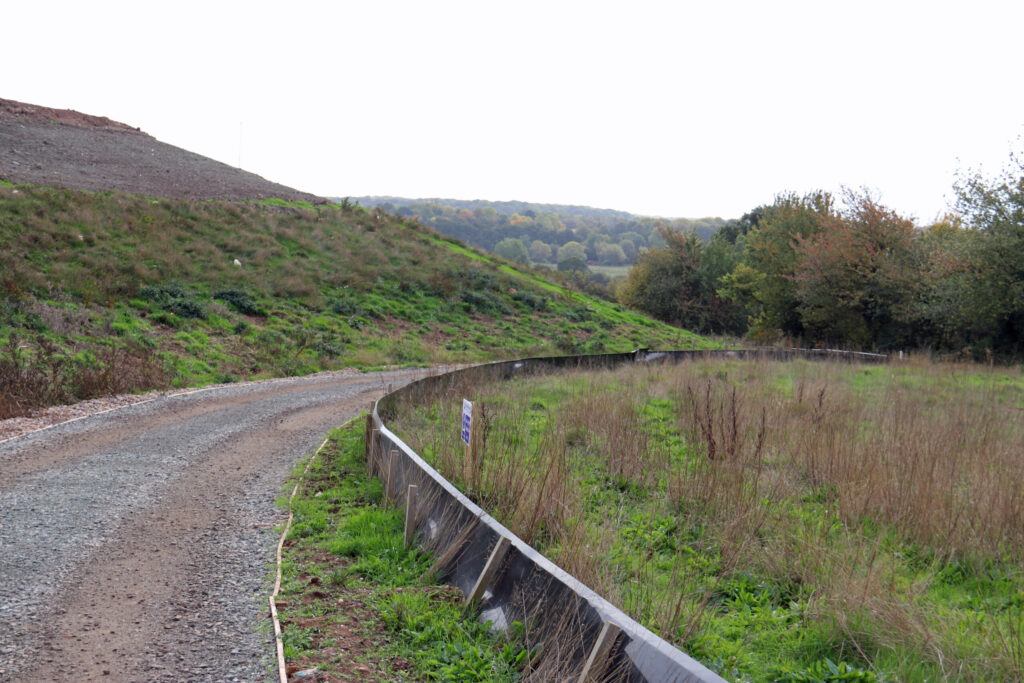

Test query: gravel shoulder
[0,368,429,682]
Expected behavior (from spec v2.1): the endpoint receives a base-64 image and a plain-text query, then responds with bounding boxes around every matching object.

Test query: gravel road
[0,368,428,682]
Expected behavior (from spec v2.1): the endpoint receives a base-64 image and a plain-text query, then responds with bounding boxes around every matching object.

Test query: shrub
[330,298,360,316]
[312,334,345,358]
[213,288,265,316]
[461,290,512,316]
[565,306,593,322]
[139,282,207,319]
[164,298,206,319]
[511,290,548,311]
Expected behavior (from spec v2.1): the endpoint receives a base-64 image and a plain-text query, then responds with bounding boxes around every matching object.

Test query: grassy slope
[0,182,710,414]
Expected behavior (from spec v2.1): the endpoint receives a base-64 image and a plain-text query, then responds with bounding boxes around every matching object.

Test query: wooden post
[466,537,510,606]
[578,621,622,683]
[403,484,418,546]
[386,449,398,503]
[364,413,374,461]
[369,429,380,475]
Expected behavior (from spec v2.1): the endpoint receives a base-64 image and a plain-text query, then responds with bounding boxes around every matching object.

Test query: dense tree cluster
[618,153,1024,357]
[356,196,724,267]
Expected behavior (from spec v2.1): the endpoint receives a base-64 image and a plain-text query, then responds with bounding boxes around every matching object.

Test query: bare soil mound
[0,97,323,203]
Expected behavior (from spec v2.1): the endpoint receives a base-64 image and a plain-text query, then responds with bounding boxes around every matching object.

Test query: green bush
[511,290,548,311]
[564,306,593,322]
[330,298,360,316]
[213,288,265,316]
[461,290,512,316]
[140,282,207,319]
[165,298,206,319]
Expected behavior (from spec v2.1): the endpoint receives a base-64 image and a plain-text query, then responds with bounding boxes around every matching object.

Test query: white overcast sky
[6,1,1023,223]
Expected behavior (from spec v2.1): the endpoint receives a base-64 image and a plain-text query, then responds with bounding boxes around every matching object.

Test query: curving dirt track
[0,368,428,681]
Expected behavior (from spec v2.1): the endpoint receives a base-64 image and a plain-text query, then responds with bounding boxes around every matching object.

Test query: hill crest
[0,97,320,203]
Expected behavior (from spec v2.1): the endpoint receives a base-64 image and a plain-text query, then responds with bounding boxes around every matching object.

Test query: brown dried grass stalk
[390,358,1024,677]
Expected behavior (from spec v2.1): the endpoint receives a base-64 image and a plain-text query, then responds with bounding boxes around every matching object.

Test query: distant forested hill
[355,196,637,223]
[347,196,727,268]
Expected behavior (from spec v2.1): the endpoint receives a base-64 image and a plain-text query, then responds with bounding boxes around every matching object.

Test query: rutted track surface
[0,368,427,682]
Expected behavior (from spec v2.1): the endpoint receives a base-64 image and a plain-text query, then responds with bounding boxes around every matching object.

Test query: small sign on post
[461,399,473,485]
[461,399,473,446]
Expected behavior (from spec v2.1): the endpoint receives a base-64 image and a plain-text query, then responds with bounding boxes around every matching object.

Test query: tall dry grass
[389,357,1024,679]
[0,334,170,419]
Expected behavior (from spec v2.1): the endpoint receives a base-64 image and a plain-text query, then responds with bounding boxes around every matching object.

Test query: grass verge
[276,418,527,681]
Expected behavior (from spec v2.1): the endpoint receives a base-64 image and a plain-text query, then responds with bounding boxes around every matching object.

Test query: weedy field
[389,357,1024,681]
[0,183,709,418]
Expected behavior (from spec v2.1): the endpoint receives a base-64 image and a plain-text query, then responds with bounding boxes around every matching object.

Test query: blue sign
[461,399,472,445]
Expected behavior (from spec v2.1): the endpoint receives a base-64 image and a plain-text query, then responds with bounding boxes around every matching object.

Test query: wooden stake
[403,484,418,546]
[386,449,398,503]
[364,413,373,460]
[369,429,380,475]
[578,621,622,683]
[466,536,510,606]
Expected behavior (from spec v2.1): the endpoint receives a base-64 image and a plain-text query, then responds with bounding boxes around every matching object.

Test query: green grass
[390,358,1024,681]
[0,182,713,417]
[277,419,527,680]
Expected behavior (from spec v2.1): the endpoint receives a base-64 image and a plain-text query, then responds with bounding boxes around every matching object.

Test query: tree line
[351,196,724,268]
[618,153,1024,357]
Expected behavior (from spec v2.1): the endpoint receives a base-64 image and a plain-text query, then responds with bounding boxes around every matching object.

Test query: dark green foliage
[140,282,207,319]
[564,306,592,322]
[618,228,746,334]
[791,193,921,349]
[494,237,530,263]
[312,334,345,358]
[461,290,513,316]
[510,290,548,311]
[328,298,360,318]
[557,256,589,274]
[357,196,726,261]
[608,151,1024,356]
[951,152,1024,356]
[213,288,265,316]
[719,191,834,340]
[780,658,879,682]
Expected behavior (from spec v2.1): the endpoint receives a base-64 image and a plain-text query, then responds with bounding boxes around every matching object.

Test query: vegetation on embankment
[277,420,526,681]
[0,183,711,418]
[390,358,1024,681]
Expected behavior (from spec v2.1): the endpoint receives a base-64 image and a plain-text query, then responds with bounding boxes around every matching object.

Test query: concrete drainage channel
[367,349,885,682]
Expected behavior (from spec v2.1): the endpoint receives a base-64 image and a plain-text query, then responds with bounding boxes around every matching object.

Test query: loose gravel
[0,368,428,682]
